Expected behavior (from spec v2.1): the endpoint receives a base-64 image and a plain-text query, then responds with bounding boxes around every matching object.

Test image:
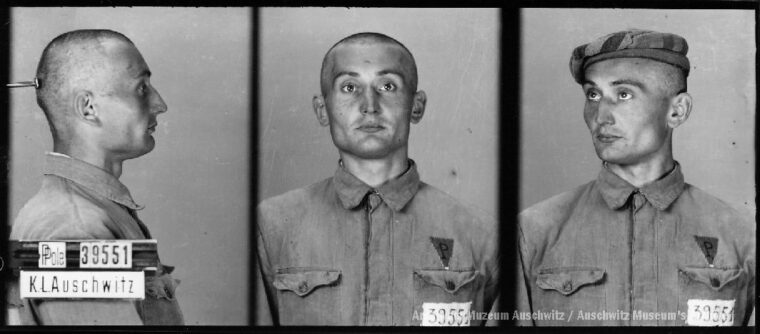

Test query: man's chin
[595,148,624,165]
[334,139,400,160]
[120,142,155,160]
[340,146,396,160]
[350,150,393,160]
[597,153,637,166]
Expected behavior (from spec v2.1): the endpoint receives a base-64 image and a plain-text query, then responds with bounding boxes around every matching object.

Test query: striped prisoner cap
[570,29,690,84]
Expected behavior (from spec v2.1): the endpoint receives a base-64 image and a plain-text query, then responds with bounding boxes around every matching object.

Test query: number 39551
[79,241,132,268]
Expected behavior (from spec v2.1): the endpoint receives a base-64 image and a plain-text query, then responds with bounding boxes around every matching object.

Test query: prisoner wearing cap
[569,29,690,83]
[518,27,755,327]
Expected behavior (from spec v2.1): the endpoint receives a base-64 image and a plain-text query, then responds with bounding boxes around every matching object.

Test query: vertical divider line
[0,6,10,327]
[497,5,520,326]
[249,6,259,327]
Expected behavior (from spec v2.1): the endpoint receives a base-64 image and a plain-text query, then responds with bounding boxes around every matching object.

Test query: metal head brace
[6,78,40,89]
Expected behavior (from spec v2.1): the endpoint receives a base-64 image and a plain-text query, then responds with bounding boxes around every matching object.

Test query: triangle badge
[694,236,719,265]
[430,237,454,269]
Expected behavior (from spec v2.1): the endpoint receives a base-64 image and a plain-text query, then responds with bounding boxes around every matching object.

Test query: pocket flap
[273,269,341,297]
[678,266,742,291]
[160,263,175,275]
[536,267,605,296]
[413,269,479,294]
[146,272,181,300]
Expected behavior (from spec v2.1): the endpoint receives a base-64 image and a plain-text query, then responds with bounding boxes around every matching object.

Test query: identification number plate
[686,299,735,326]
[80,241,132,268]
[421,302,471,326]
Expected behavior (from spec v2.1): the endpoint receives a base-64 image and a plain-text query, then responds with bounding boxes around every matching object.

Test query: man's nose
[595,97,614,125]
[151,86,168,114]
[361,89,379,115]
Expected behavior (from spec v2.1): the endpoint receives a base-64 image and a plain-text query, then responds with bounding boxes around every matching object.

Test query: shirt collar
[334,159,421,211]
[43,152,144,210]
[597,161,685,210]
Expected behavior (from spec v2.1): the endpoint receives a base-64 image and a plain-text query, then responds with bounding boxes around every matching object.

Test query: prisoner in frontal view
[256,32,499,326]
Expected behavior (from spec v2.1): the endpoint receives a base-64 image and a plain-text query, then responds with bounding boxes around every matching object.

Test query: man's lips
[148,122,158,133]
[357,124,385,133]
[595,132,621,143]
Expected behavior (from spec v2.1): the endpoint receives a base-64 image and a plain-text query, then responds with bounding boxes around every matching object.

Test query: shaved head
[35,29,134,140]
[650,61,688,96]
[320,32,418,96]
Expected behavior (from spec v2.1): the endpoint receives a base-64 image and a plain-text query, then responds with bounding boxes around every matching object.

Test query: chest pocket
[272,268,342,325]
[414,269,479,295]
[537,267,605,295]
[677,266,749,326]
[274,269,341,297]
[141,264,184,325]
[412,269,482,325]
[534,267,606,315]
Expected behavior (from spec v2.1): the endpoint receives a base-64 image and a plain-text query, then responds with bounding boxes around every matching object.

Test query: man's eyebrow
[611,79,645,90]
[377,70,405,81]
[133,69,152,78]
[333,70,406,80]
[332,71,359,80]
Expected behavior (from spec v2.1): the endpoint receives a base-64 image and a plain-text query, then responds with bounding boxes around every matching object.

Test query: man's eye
[379,82,396,92]
[618,91,632,100]
[586,91,601,102]
[341,84,356,93]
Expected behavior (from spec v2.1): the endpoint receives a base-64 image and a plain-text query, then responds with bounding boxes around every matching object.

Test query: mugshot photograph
[517,9,755,326]
[256,8,500,326]
[4,8,250,325]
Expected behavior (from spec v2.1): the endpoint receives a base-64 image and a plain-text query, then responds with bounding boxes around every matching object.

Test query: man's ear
[313,95,329,127]
[74,91,100,125]
[410,90,427,124]
[666,92,692,129]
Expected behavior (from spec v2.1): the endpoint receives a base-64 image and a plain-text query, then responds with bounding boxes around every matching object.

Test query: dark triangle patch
[430,237,454,269]
[694,236,719,265]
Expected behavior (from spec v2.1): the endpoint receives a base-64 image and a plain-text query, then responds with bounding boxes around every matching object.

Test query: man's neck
[339,152,409,188]
[606,155,675,188]
[54,143,124,179]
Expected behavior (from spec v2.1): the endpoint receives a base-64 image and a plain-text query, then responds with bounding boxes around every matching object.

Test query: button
[710,278,720,288]
[367,193,383,212]
[445,281,455,291]
[562,281,573,292]
[298,282,309,294]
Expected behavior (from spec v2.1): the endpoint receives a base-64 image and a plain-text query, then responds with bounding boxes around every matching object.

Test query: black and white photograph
[0,5,755,329]
[4,7,250,325]
[517,8,755,326]
[257,7,500,326]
